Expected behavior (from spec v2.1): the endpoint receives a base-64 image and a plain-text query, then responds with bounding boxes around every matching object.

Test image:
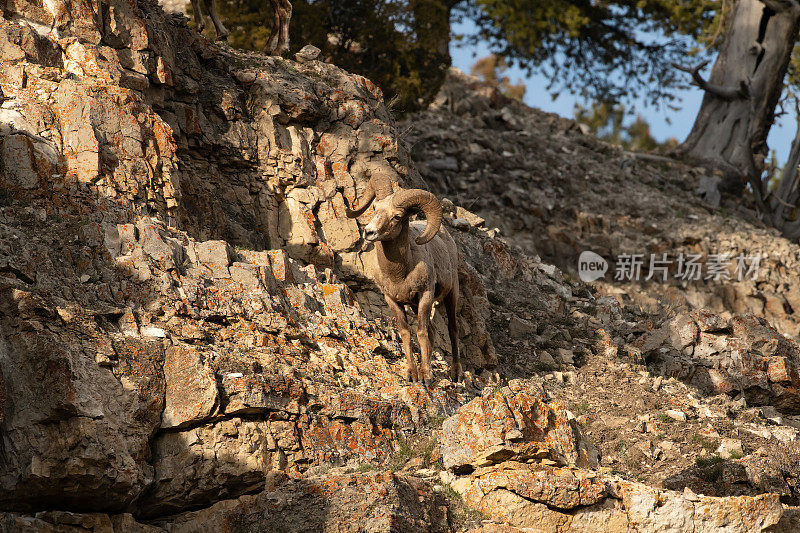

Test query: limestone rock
[139,418,272,518]
[635,312,800,414]
[452,464,784,533]
[161,346,219,429]
[440,380,599,473]
[160,471,450,532]
[0,323,165,511]
[619,481,782,533]
[194,241,233,279]
[456,206,485,227]
[295,44,321,63]
[508,315,536,338]
[717,438,744,459]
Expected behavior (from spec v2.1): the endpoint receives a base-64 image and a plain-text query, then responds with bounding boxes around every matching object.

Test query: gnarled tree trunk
[770,107,800,237]
[679,0,800,191]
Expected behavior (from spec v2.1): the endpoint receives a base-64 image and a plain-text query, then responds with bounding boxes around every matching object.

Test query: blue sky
[449,23,797,166]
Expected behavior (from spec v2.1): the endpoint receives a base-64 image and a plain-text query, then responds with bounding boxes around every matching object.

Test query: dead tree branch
[621,151,679,165]
[704,0,728,50]
[672,60,750,100]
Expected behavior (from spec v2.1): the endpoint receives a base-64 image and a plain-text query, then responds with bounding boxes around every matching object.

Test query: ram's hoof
[420,367,433,386]
[405,365,420,383]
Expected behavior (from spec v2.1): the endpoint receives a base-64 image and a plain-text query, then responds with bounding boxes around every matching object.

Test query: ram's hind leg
[444,290,461,382]
[190,0,205,32]
[385,296,418,382]
[275,0,292,55]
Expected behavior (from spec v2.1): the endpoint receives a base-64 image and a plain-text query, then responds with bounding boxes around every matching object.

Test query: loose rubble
[403,68,800,339]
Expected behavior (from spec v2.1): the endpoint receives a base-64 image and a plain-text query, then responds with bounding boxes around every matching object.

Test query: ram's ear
[392,189,442,244]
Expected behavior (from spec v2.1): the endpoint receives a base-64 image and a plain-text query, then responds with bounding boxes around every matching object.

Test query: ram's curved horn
[369,166,395,199]
[345,185,375,218]
[345,161,396,217]
[392,188,442,245]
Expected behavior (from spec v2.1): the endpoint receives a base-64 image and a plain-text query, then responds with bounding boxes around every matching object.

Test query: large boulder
[440,380,599,473]
[0,294,165,511]
[618,481,783,533]
[0,471,450,532]
[449,462,784,533]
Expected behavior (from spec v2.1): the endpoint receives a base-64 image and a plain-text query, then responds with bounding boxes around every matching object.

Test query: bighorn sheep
[188,0,292,55]
[347,183,461,385]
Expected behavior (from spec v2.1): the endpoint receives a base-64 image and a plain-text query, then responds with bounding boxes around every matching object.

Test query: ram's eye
[392,215,401,221]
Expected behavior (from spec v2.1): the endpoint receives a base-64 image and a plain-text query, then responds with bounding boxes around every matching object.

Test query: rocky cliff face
[0,0,495,523]
[1,0,800,530]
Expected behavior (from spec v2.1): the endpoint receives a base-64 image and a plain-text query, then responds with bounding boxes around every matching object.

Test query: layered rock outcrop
[404,69,800,340]
[440,385,794,533]
[631,310,800,414]
[440,381,599,473]
[2,0,799,530]
[0,0,495,371]
[451,463,785,533]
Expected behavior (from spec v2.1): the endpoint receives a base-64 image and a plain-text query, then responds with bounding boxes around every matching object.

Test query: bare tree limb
[771,194,795,209]
[704,0,728,50]
[621,151,679,165]
[672,60,750,100]
[744,145,771,217]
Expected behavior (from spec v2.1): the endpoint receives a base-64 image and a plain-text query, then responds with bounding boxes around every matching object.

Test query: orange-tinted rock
[440,380,599,473]
[453,464,784,533]
[162,345,219,429]
[220,371,305,416]
[620,481,782,533]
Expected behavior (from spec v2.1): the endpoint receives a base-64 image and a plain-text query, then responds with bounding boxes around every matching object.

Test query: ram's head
[349,188,442,245]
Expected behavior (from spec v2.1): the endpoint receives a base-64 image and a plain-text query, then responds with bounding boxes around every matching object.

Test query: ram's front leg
[202,0,229,40]
[416,291,435,385]
[386,296,418,382]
